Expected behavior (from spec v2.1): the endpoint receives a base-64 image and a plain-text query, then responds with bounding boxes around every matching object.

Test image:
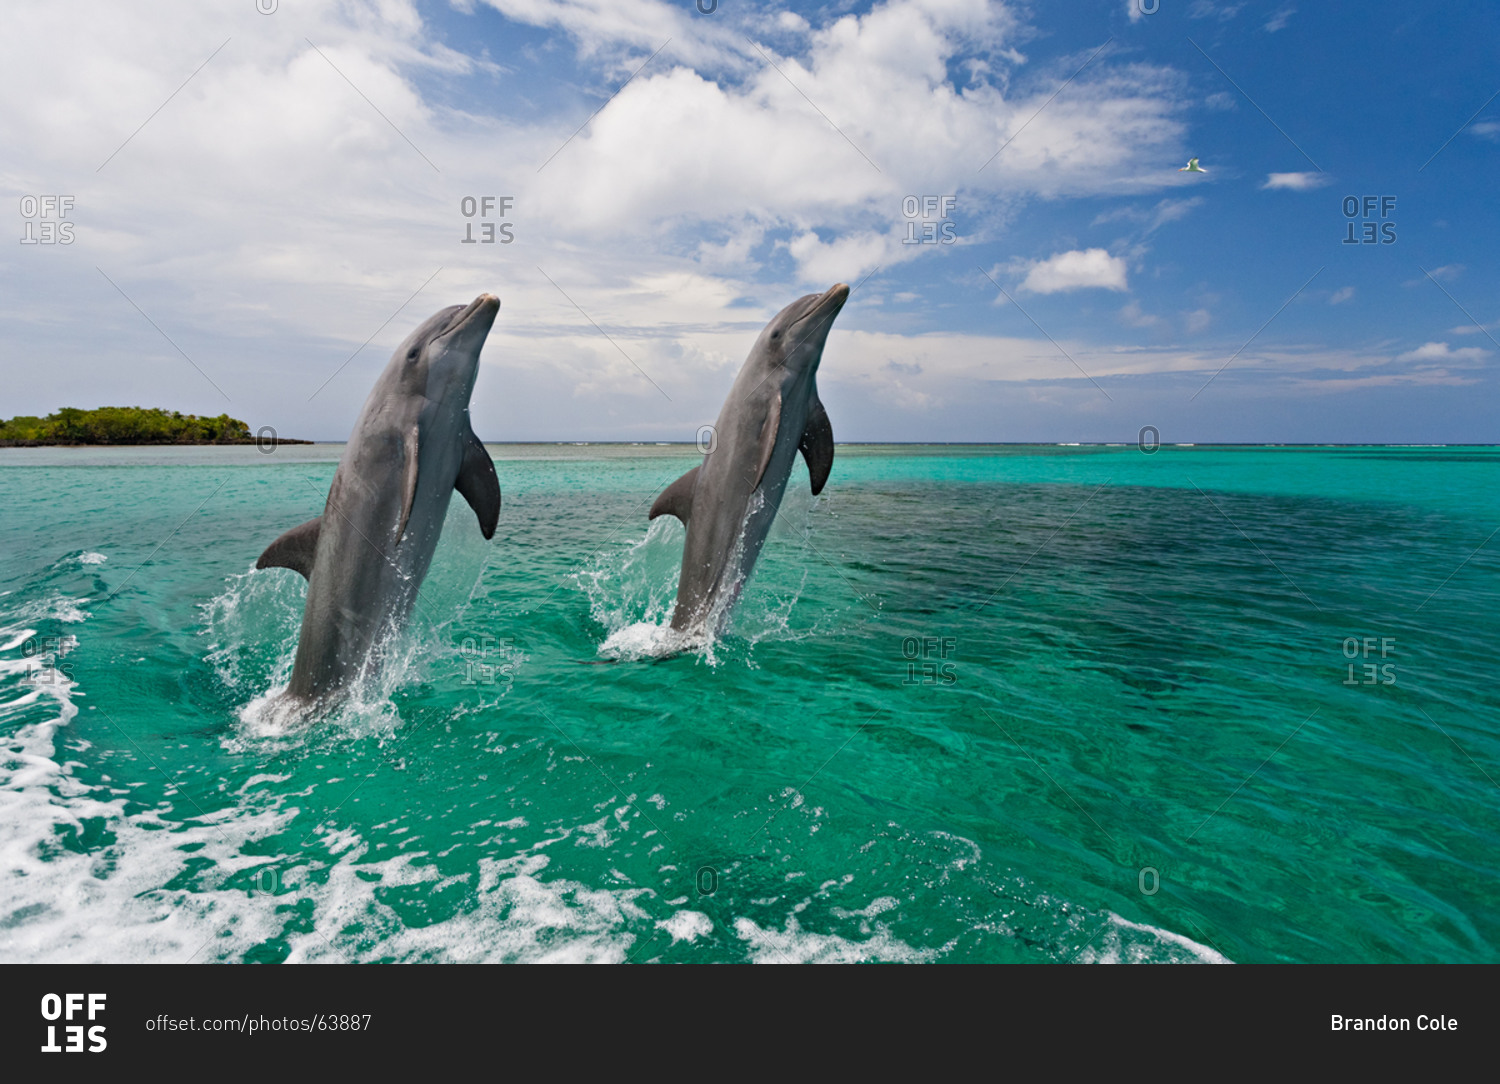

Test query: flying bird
[1179,158,1207,173]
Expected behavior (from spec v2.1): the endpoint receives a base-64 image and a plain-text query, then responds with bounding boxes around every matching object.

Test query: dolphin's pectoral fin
[256,517,322,580]
[799,395,834,495]
[456,427,501,539]
[396,425,420,545]
[752,391,781,489]
[649,466,699,524]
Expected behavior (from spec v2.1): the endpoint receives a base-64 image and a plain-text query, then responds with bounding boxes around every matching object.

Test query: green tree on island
[0,407,256,445]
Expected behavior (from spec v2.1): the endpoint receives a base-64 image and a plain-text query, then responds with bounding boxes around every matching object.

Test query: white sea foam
[735,914,939,963]
[1075,913,1232,964]
[0,668,647,962]
[656,909,713,944]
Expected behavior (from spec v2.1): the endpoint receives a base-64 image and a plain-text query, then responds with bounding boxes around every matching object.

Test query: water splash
[205,509,504,744]
[582,492,816,664]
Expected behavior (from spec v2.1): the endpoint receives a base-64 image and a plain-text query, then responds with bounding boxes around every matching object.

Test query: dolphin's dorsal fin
[456,426,501,539]
[396,425,420,544]
[256,516,322,580]
[752,391,781,489]
[649,465,700,524]
[799,394,834,495]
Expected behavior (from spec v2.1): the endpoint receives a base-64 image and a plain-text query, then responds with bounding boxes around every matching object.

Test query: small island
[0,407,311,446]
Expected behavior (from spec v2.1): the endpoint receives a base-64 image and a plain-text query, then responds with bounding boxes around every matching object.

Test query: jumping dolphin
[256,294,503,707]
[650,282,848,634]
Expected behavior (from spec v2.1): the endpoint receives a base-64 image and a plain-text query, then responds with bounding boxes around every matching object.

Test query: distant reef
[0,407,312,446]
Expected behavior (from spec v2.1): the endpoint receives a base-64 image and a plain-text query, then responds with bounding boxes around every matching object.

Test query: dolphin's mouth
[790,282,850,331]
[438,293,501,343]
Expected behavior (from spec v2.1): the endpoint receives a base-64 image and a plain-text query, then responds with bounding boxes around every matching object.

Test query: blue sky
[2,0,1496,442]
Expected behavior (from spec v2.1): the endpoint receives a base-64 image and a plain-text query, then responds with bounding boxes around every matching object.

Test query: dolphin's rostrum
[257,294,502,707]
[651,282,848,634]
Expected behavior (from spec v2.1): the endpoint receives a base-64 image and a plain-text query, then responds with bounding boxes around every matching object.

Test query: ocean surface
[1,443,1496,963]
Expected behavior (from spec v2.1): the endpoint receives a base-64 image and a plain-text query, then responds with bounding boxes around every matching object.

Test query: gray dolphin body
[257,294,503,707]
[650,283,848,634]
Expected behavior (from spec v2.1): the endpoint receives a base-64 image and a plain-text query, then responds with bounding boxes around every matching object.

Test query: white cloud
[1264,7,1296,32]
[1406,264,1464,286]
[1396,341,1489,364]
[1145,196,1203,233]
[1120,301,1160,327]
[1091,196,1200,235]
[1182,308,1211,333]
[1018,249,1128,293]
[1189,2,1246,21]
[1329,286,1355,305]
[1262,172,1330,190]
[785,230,893,286]
[1468,119,1500,141]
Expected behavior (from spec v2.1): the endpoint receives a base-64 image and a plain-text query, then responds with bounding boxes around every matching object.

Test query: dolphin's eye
[770,330,781,340]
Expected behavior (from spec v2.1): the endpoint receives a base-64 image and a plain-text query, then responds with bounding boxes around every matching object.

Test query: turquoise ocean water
[1,443,1496,963]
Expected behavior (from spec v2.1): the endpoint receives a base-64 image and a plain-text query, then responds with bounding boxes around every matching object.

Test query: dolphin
[650,282,848,634]
[256,294,503,708]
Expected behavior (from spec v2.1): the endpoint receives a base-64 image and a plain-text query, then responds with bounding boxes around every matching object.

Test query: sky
[1,0,1497,443]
